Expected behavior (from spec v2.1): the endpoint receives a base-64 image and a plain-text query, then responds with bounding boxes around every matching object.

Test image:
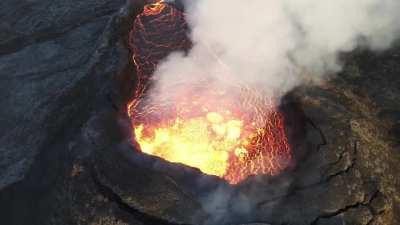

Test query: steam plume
[152,0,400,98]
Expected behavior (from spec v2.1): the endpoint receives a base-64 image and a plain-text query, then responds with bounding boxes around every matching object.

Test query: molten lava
[127,1,292,184]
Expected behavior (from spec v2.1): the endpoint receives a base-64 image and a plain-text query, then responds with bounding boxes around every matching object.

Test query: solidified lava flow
[127,1,292,184]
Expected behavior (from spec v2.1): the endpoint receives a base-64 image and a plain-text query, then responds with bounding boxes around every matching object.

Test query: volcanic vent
[127,1,292,184]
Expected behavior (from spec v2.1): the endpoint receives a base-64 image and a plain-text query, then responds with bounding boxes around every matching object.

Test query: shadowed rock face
[0,0,130,189]
[0,1,399,225]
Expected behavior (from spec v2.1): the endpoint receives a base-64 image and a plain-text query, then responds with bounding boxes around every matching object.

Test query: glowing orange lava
[143,1,166,16]
[127,1,292,184]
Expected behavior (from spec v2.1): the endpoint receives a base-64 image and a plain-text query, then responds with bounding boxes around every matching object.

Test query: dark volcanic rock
[0,0,128,189]
[0,0,134,224]
[0,1,399,225]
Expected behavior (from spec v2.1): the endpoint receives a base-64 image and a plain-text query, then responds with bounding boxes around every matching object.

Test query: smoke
[151,0,400,99]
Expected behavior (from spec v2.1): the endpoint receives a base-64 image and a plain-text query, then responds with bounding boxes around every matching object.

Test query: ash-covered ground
[0,1,399,225]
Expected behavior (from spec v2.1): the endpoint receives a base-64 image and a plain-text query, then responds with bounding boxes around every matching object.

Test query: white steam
[152,0,400,98]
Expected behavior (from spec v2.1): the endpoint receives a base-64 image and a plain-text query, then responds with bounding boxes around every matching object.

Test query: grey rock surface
[0,0,126,189]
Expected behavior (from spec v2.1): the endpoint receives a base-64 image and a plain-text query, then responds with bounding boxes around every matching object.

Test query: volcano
[127,1,292,184]
[1,0,399,225]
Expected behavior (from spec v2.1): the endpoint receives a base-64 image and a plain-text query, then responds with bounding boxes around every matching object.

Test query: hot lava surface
[127,1,292,184]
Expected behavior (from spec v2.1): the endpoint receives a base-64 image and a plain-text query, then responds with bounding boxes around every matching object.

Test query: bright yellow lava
[134,112,248,177]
